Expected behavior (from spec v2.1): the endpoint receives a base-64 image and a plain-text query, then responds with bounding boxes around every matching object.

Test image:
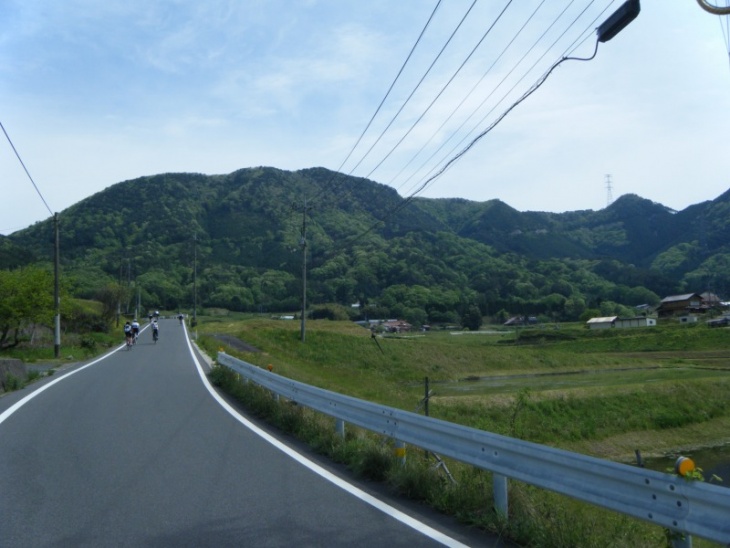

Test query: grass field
[196,316,730,460]
[197,316,730,547]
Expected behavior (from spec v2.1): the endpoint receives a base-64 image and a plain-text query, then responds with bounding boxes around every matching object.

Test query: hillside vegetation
[3,167,730,329]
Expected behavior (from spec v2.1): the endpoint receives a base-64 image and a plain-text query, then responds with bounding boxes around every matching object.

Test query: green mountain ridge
[3,167,729,321]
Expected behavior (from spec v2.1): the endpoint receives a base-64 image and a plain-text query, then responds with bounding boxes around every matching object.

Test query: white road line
[0,344,124,426]
[0,325,152,425]
[182,325,470,548]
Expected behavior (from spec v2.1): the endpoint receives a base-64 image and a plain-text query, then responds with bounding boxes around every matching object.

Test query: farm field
[196,317,730,464]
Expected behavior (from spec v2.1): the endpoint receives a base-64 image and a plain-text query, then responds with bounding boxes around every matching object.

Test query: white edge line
[0,344,125,426]
[182,326,470,548]
[0,325,153,425]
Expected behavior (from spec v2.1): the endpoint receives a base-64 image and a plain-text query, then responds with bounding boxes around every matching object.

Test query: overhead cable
[363,0,515,180]
[388,0,550,192]
[343,0,481,177]
[400,0,610,198]
[334,0,444,175]
[1,120,53,216]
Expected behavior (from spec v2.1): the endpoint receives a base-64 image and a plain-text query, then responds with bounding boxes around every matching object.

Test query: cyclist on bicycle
[124,321,133,347]
[131,319,140,344]
[152,320,159,342]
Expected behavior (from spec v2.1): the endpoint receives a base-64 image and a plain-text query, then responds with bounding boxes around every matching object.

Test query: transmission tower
[605,174,613,207]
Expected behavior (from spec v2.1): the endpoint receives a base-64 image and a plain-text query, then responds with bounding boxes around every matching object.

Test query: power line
[363,0,516,181]
[386,0,550,191]
[327,5,613,255]
[0,120,53,216]
[342,0,482,177]
[397,1,612,199]
[309,1,444,208]
[334,0,444,176]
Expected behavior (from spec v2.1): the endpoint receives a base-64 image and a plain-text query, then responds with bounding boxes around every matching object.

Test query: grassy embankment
[198,316,730,547]
[198,317,730,462]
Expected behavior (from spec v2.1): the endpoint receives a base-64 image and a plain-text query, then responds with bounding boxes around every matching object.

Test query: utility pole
[300,198,308,343]
[53,213,61,358]
[192,233,197,327]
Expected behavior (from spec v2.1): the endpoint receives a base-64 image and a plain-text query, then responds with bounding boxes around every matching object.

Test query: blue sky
[2,0,729,235]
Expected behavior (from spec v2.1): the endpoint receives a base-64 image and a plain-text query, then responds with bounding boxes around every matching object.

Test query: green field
[196,316,730,547]
[197,317,730,462]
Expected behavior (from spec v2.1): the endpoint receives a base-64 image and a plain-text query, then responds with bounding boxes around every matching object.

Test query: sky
[1,0,730,236]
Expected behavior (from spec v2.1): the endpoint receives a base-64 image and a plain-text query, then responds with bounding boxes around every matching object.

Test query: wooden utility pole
[300,198,308,343]
[53,213,61,358]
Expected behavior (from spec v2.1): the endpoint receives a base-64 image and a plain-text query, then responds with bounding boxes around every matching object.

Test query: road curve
[0,319,504,547]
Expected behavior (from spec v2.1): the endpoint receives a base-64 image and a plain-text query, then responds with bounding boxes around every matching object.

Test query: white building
[615,317,656,328]
[586,317,617,329]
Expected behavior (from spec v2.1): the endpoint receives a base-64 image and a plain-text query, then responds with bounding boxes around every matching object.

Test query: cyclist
[123,321,133,348]
[178,313,184,325]
[152,320,159,343]
[131,319,140,344]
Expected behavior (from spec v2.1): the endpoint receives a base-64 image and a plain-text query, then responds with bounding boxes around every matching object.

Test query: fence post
[493,473,508,519]
[395,440,406,465]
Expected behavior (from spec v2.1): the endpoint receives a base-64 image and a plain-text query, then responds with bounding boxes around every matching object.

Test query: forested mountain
[5,167,729,324]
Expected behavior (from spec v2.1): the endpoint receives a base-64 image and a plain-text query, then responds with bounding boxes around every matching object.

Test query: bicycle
[126,336,133,350]
[152,329,159,343]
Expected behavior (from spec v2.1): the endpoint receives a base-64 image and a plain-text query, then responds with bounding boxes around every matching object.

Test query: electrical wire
[326,2,615,254]
[386,0,550,192]
[306,0,443,208]
[0,120,53,216]
[393,0,575,195]
[334,0,443,176]
[343,0,482,177]
[363,0,515,180]
[398,0,610,199]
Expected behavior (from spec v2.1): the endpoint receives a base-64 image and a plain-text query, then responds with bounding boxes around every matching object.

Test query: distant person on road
[178,313,184,325]
[131,319,140,344]
[151,320,159,342]
[124,321,133,347]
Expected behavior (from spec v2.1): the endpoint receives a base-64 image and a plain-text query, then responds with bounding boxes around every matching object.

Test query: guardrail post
[395,440,406,465]
[493,473,508,519]
[335,419,345,439]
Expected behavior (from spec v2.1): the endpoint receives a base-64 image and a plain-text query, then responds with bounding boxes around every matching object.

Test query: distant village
[352,291,730,334]
[582,291,730,330]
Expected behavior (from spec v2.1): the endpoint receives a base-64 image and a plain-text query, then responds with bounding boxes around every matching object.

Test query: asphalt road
[0,319,507,547]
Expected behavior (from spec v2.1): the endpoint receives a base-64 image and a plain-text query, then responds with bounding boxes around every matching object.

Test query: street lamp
[597,0,641,43]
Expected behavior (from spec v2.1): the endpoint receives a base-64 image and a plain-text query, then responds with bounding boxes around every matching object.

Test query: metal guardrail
[217,352,730,544]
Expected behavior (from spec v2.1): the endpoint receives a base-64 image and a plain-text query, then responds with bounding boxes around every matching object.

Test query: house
[615,317,656,328]
[588,316,657,329]
[656,293,705,317]
[381,319,412,333]
[586,316,617,329]
[700,292,724,308]
[679,315,699,324]
[504,316,538,326]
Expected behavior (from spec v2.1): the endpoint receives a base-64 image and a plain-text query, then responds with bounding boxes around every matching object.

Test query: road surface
[0,319,507,547]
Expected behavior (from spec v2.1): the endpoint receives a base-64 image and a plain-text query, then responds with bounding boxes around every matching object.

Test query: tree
[461,306,483,331]
[0,266,57,348]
